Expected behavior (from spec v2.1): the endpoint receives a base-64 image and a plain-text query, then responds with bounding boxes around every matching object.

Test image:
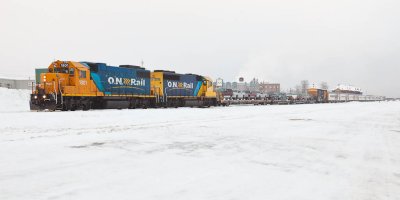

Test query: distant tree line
[289,80,329,96]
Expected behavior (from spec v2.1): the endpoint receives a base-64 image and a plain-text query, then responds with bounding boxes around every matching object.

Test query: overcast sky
[1,0,399,97]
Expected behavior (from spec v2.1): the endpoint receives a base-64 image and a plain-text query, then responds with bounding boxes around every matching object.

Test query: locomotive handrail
[53,81,57,105]
[59,79,63,105]
[164,88,168,104]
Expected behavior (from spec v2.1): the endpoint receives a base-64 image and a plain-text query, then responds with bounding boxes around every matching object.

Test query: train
[219,87,384,106]
[30,61,217,111]
[221,89,270,101]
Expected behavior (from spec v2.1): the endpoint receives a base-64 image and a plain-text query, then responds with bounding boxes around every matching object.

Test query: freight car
[221,89,234,100]
[30,60,217,111]
[307,88,329,103]
[232,91,246,100]
[256,92,268,100]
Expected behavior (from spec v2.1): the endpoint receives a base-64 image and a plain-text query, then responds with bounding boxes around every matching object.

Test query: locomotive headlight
[34,95,37,99]
[43,95,46,99]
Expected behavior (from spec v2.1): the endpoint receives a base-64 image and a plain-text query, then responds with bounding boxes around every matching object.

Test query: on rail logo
[167,81,194,89]
[107,77,145,86]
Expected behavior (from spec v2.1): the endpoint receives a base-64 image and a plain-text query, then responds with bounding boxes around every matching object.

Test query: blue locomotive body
[83,62,151,96]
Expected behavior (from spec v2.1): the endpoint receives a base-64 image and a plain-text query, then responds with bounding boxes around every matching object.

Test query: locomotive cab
[30,61,100,111]
[203,77,217,98]
[30,61,70,110]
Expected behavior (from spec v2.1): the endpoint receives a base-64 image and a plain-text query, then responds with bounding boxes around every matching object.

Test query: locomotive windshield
[49,64,69,74]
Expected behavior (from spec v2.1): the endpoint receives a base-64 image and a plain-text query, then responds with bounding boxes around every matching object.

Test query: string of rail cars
[30,60,384,111]
[219,88,385,106]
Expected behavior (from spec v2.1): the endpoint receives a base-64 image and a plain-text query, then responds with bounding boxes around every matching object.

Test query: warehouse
[0,77,34,90]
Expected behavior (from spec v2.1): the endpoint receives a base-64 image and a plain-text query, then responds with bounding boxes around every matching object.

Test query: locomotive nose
[30,93,57,111]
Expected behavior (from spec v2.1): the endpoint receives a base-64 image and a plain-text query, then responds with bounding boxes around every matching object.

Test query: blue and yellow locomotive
[30,60,217,111]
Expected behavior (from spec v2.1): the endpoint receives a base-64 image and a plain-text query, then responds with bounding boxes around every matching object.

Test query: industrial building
[0,77,34,90]
[259,82,281,93]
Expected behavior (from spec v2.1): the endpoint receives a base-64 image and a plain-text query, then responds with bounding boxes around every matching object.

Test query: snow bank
[0,88,30,112]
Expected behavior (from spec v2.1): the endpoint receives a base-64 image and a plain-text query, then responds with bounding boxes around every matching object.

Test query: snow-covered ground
[0,88,31,112]
[1,88,400,200]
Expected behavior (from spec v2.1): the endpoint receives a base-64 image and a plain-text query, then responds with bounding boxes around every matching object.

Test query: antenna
[141,59,144,67]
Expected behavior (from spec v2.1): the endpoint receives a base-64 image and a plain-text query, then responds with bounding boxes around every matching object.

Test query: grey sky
[1,0,399,97]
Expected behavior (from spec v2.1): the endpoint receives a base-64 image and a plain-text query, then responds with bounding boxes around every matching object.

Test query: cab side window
[69,68,74,76]
[79,70,86,78]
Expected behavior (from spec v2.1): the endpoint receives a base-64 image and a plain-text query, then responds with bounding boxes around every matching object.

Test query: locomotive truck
[30,60,217,111]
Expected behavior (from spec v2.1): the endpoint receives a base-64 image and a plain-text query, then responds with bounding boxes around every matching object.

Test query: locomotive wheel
[82,104,90,111]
